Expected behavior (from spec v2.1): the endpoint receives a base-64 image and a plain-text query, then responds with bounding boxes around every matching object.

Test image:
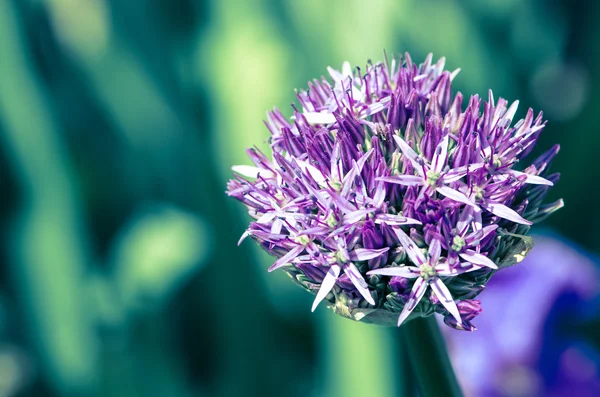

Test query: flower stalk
[402,316,463,397]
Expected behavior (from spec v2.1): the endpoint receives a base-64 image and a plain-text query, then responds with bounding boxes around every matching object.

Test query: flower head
[227,53,563,330]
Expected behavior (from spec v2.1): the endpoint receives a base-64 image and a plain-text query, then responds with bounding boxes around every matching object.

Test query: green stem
[402,316,463,397]
[393,327,417,397]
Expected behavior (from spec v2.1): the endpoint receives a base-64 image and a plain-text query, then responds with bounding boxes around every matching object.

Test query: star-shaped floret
[460,181,532,228]
[445,209,499,269]
[378,133,483,207]
[310,237,389,312]
[368,229,482,327]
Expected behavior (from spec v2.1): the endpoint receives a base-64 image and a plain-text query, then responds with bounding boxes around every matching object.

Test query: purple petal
[349,247,390,261]
[482,201,532,225]
[430,278,462,325]
[459,250,498,269]
[268,245,304,272]
[311,264,341,312]
[367,266,420,279]
[444,316,476,332]
[397,278,428,326]
[435,186,477,207]
[393,227,426,266]
[376,175,423,186]
[343,263,376,305]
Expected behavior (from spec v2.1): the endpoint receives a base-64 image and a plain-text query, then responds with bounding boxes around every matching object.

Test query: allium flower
[227,53,563,330]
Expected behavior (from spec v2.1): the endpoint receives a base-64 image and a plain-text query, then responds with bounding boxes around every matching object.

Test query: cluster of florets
[227,53,562,330]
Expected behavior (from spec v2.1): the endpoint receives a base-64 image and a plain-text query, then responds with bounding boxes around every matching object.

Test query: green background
[0,0,597,396]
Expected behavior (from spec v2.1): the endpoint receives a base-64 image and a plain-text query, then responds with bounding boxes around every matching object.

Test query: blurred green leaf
[111,204,210,313]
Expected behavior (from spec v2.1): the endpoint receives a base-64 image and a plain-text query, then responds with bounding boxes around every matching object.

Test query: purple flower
[227,53,562,329]
[443,235,600,395]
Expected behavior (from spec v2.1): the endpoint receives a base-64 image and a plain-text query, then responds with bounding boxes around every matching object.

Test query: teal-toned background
[0,1,598,396]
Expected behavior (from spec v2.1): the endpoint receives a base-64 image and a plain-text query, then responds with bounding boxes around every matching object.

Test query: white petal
[375,214,422,226]
[393,135,420,166]
[349,247,389,261]
[311,264,341,312]
[296,159,326,186]
[472,207,483,231]
[256,211,277,225]
[393,227,426,266]
[355,149,375,174]
[436,186,477,207]
[450,68,461,81]
[363,99,389,117]
[231,165,274,179]
[342,208,375,225]
[443,163,485,182]
[340,150,373,196]
[237,230,250,246]
[327,66,343,81]
[372,181,386,207]
[330,142,342,181]
[432,135,449,173]
[397,278,428,326]
[270,218,283,235]
[507,170,553,186]
[367,266,420,279]
[503,100,519,124]
[435,262,482,276]
[377,175,423,186]
[341,61,353,78]
[343,263,375,305]
[430,278,462,325]
[456,207,474,234]
[429,239,441,264]
[465,224,498,245]
[459,250,498,269]
[482,201,532,225]
[268,245,304,272]
[302,112,336,125]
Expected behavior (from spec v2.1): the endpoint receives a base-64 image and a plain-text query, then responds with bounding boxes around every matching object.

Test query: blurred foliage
[0,0,598,396]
